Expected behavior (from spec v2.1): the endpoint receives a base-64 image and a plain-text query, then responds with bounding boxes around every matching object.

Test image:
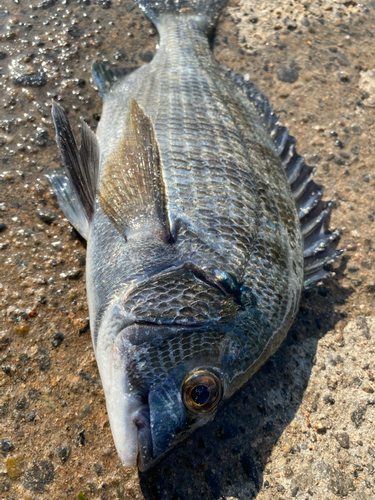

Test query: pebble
[22,460,54,492]
[65,268,84,280]
[93,462,103,475]
[57,445,71,464]
[5,454,25,479]
[50,332,64,348]
[1,365,12,377]
[276,64,299,83]
[25,411,36,422]
[34,346,51,372]
[33,128,48,147]
[28,388,40,402]
[13,71,47,87]
[94,0,112,8]
[14,396,28,411]
[35,208,56,224]
[75,429,86,447]
[1,439,14,453]
[351,402,367,427]
[334,432,350,449]
[0,223,7,232]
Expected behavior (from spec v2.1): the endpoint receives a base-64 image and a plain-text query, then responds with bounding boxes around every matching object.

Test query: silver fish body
[50,0,342,471]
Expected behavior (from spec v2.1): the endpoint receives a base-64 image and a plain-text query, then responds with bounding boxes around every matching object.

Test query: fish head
[96,266,272,471]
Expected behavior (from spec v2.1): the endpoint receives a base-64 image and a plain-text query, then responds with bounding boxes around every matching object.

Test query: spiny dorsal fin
[92,61,139,100]
[98,98,172,243]
[51,101,99,222]
[220,65,343,291]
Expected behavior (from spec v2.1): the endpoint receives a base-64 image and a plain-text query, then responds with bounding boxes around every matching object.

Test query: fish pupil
[191,385,210,405]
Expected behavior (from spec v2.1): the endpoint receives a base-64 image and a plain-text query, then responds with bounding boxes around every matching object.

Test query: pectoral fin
[98,98,172,243]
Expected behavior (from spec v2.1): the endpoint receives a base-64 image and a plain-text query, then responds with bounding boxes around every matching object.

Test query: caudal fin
[135,0,228,32]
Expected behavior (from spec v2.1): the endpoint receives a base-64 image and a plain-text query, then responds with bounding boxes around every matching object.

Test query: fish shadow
[139,259,353,500]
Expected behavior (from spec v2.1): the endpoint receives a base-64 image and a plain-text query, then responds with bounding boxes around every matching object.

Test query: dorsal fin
[220,65,343,290]
[92,61,139,100]
[51,101,99,223]
[98,98,172,243]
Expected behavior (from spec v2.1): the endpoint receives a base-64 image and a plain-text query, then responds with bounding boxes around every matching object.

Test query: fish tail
[134,0,228,32]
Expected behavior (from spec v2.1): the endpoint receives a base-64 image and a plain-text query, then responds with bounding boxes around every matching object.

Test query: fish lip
[131,405,154,472]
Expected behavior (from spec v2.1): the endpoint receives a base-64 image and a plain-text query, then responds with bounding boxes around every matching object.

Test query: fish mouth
[131,405,153,471]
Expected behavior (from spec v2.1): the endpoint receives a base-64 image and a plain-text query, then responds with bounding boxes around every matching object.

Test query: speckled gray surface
[0,1,375,499]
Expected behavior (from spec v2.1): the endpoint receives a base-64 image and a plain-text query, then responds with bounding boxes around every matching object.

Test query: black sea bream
[49,0,342,471]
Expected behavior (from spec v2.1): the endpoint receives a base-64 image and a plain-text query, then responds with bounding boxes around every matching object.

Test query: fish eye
[182,370,222,414]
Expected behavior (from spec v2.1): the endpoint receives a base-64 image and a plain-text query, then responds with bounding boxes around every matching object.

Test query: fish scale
[49,0,342,471]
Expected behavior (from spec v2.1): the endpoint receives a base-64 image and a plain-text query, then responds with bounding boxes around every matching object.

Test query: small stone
[1,365,11,377]
[351,402,367,427]
[28,388,40,402]
[0,223,7,232]
[351,229,360,239]
[314,422,327,434]
[65,268,83,280]
[284,465,293,477]
[351,125,361,135]
[80,404,91,419]
[1,439,14,453]
[348,266,359,272]
[50,332,64,348]
[276,483,286,494]
[0,481,11,491]
[276,64,299,83]
[334,432,350,449]
[334,156,345,166]
[22,460,54,492]
[13,71,47,87]
[15,396,28,411]
[79,320,90,335]
[5,454,25,478]
[25,411,36,422]
[38,0,56,8]
[35,208,56,224]
[76,429,86,446]
[307,153,322,164]
[362,383,374,393]
[323,394,335,405]
[94,0,112,8]
[35,346,51,372]
[334,139,344,148]
[15,322,30,335]
[34,128,48,147]
[338,71,350,82]
[291,486,299,497]
[93,462,103,475]
[57,445,71,464]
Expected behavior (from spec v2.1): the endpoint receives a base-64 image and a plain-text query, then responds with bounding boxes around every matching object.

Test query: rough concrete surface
[0,0,375,499]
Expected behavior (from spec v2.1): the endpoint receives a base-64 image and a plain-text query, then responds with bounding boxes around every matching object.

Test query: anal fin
[98,98,172,244]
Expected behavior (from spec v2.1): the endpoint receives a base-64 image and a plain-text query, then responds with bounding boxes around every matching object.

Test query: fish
[48,0,343,471]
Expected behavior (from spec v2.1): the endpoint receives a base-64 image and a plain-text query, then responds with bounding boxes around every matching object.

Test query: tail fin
[135,0,228,32]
